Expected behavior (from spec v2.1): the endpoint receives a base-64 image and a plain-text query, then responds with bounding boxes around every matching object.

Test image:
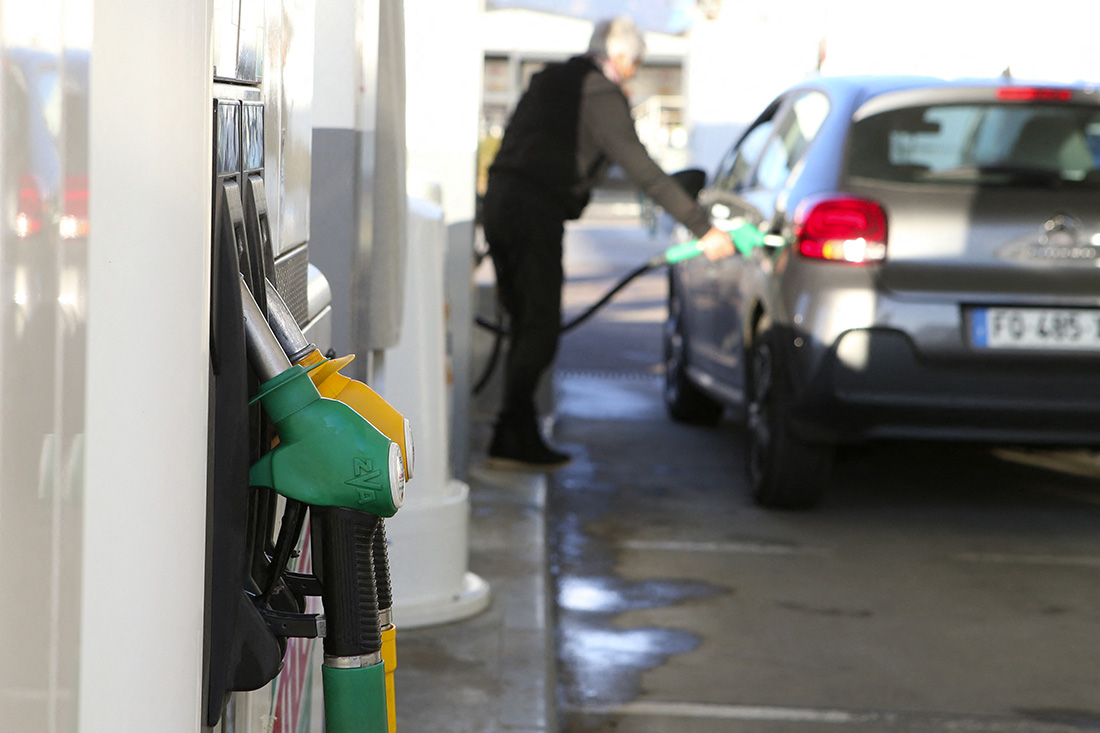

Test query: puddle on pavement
[558,624,699,706]
[558,575,721,613]
[554,573,724,707]
[548,407,728,710]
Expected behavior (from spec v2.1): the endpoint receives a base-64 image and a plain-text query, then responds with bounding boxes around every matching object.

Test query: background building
[479,8,693,191]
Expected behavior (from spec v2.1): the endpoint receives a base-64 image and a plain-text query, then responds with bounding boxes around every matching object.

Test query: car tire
[663,278,723,425]
[745,321,832,509]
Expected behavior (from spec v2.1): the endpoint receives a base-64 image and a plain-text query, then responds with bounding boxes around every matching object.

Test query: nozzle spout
[264,278,316,364]
[240,276,293,382]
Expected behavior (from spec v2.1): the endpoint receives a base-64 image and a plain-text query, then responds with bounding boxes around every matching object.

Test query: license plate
[970,307,1100,350]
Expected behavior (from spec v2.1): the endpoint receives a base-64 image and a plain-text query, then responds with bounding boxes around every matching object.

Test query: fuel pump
[241,279,402,732]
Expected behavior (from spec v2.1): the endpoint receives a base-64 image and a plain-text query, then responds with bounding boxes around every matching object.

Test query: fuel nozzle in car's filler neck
[264,279,415,482]
[240,278,405,516]
[656,218,784,266]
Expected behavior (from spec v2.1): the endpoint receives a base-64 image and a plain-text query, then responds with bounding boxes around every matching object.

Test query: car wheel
[663,279,723,425]
[745,321,832,509]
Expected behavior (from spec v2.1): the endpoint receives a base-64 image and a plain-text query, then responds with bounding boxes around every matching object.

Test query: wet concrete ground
[548,220,1100,732]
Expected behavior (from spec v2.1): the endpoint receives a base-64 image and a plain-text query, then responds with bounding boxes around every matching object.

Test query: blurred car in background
[664,75,1100,509]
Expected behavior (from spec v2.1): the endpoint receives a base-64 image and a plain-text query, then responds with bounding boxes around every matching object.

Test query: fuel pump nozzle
[240,278,399,731]
[264,279,415,481]
[479,217,785,347]
[261,278,404,732]
[373,522,398,733]
[241,277,404,516]
[656,218,785,266]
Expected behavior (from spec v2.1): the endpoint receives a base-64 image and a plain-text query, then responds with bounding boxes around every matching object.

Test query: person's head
[587,16,645,84]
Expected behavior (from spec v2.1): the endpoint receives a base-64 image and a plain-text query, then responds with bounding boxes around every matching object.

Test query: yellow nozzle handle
[298,350,415,481]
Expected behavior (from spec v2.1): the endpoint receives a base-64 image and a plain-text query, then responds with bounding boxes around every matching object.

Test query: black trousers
[482,178,565,430]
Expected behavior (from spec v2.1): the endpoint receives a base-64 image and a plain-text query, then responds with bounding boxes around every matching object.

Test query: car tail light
[16,173,43,238]
[793,196,887,264]
[996,87,1074,102]
[60,174,90,239]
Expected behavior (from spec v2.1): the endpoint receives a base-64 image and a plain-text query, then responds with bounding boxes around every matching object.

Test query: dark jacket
[489,55,711,237]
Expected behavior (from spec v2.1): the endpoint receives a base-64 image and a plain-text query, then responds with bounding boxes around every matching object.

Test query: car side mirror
[670,168,707,199]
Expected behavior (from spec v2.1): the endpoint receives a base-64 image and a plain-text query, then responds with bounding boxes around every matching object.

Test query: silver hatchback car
[664,75,1100,509]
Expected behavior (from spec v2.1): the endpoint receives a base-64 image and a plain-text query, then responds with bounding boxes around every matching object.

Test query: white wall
[0,1,210,731]
[405,0,482,225]
[821,0,1100,82]
[685,1,824,170]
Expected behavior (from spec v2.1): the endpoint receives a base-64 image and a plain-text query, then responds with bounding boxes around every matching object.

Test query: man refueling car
[482,15,735,470]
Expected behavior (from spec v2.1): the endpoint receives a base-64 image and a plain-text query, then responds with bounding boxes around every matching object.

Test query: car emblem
[1026,213,1097,260]
[1039,213,1081,246]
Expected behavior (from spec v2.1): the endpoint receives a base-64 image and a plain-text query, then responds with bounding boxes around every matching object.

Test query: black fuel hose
[472,254,664,394]
[471,221,778,395]
[476,255,662,338]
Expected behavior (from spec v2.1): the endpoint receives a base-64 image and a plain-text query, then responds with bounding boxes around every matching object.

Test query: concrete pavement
[393,430,557,733]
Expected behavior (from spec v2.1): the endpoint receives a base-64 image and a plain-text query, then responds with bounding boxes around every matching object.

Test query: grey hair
[587,16,646,65]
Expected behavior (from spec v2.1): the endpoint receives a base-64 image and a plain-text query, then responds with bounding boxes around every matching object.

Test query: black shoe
[487,422,571,471]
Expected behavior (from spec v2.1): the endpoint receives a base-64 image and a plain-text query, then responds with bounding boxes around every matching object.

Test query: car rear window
[846,102,1100,189]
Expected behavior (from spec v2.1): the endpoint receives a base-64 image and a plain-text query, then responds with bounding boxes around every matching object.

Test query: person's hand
[699,226,735,261]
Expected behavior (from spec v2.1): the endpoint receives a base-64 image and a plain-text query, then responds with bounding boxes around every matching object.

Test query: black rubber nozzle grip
[311,506,382,658]
[372,520,393,613]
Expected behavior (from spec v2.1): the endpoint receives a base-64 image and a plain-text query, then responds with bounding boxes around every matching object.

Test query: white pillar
[377,194,490,628]
[378,0,490,628]
[80,1,213,730]
[404,0,482,478]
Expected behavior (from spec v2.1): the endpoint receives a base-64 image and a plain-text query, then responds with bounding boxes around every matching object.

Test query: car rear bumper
[791,327,1100,446]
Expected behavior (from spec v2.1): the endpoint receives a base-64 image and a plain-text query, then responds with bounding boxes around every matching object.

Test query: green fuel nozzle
[241,277,402,731]
[262,278,404,732]
[264,279,415,482]
[240,278,405,516]
[658,218,784,265]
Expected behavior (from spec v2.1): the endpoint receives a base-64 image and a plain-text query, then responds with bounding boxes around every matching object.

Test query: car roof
[788,74,1095,112]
